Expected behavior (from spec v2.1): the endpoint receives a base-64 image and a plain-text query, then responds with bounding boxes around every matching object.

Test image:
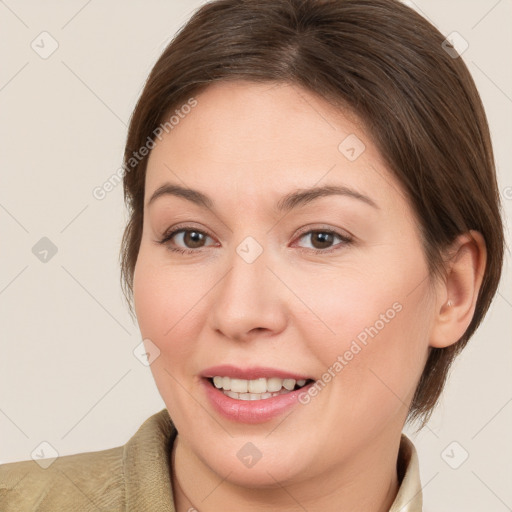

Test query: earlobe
[429,230,487,349]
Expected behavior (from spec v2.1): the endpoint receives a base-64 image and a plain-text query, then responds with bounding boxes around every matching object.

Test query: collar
[389,434,423,511]
[123,408,177,511]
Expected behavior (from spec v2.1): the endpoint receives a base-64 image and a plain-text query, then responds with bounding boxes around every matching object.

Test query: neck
[170,431,402,512]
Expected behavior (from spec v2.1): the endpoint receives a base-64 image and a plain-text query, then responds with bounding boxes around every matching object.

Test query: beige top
[0,408,422,511]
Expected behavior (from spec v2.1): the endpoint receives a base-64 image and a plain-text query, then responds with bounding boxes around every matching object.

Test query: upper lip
[201,365,314,381]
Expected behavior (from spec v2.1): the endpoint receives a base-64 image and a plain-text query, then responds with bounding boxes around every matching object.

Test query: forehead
[144,81,408,216]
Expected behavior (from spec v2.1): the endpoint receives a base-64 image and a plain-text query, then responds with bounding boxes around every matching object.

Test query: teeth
[230,378,248,393]
[211,376,309,395]
[267,377,284,392]
[283,378,295,391]
[248,378,267,394]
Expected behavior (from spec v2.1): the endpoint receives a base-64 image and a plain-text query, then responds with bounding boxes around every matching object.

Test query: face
[133,81,434,488]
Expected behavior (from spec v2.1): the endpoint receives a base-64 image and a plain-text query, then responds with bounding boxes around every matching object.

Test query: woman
[0,0,504,510]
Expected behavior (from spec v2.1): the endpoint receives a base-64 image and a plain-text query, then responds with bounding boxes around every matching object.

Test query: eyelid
[293,224,353,240]
[160,222,213,240]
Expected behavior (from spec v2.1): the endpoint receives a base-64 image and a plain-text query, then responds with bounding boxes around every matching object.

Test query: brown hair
[120,0,504,425]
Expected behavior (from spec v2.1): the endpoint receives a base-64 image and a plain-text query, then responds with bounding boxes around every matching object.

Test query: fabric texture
[0,408,422,511]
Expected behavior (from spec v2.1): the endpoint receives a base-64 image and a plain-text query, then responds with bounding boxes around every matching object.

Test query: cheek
[133,247,206,372]
[306,246,432,427]
[133,249,212,425]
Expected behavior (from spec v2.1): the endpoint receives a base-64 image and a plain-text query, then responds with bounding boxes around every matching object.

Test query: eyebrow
[147,183,379,211]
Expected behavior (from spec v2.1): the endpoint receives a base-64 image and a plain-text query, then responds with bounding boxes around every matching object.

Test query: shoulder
[0,408,176,512]
[0,444,125,511]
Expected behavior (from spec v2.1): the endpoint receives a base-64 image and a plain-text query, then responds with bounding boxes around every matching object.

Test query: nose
[209,242,288,342]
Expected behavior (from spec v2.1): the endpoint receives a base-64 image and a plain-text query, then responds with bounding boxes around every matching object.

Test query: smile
[210,376,312,400]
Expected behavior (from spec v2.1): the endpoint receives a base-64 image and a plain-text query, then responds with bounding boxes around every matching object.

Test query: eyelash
[156,225,353,255]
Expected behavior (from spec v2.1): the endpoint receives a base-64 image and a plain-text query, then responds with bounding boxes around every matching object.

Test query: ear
[429,230,487,349]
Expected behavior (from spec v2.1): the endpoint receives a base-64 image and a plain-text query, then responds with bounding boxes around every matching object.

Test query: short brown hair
[120,0,505,425]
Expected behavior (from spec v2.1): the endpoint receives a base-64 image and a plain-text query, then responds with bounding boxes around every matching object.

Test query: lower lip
[201,378,314,424]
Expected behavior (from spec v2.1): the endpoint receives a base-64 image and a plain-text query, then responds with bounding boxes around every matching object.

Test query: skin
[132,81,486,511]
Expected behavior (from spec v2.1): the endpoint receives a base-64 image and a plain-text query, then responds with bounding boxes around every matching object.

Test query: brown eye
[295,229,352,253]
[158,227,216,253]
[309,231,335,250]
[181,230,207,249]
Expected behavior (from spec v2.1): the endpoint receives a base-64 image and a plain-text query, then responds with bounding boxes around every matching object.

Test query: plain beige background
[1,0,511,510]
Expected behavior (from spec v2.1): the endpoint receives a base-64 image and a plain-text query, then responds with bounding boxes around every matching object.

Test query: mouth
[205,376,315,401]
[200,365,317,422]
